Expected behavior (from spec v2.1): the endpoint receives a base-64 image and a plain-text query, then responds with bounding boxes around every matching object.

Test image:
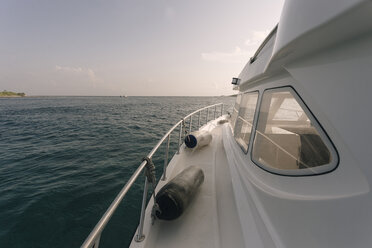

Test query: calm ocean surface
[0,96,234,248]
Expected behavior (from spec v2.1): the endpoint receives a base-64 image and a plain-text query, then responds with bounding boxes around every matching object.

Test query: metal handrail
[81,103,224,248]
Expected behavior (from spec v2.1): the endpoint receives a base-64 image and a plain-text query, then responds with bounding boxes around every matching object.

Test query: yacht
[82,0,372,247]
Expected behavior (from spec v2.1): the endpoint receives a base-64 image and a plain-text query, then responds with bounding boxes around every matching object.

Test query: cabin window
[252,87,338,175]
[234,92,259,152]
[230,94,241,130]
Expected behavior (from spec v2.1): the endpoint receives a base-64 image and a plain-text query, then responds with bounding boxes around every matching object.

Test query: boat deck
[130,119,245,248]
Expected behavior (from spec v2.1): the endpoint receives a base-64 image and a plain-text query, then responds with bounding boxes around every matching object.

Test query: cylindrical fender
[155,166,204,220]
[184,131,212,149]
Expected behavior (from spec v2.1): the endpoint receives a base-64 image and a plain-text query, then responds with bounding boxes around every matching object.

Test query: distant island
[0,90,26,97]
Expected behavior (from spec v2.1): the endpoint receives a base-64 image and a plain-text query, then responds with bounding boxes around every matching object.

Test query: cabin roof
[238,0,372,88]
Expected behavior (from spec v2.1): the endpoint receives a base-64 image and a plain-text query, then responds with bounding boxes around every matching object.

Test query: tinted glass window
[252,88,336,175]
[230,94,241,130]
[234,92,258,151]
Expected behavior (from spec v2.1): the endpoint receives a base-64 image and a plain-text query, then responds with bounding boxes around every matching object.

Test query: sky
[0,0,284,96]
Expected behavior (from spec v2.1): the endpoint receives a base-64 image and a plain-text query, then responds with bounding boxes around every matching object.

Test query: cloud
[201,29,270,64]
[245,30,270,47]
[55,65,98,82]
[201,46,252,64]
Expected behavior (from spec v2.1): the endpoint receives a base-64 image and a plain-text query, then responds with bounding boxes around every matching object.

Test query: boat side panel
[273,0,365,57]
[284,31,372,185]
[238,32,276,86]
[225,33,372,245]
[238,0,372,88]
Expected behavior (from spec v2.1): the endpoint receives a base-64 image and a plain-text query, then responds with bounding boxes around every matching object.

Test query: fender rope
[142,156,158,224]
[142,156,156,184]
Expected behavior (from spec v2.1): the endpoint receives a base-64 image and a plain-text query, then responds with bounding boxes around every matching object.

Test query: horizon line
[12,94,235,97]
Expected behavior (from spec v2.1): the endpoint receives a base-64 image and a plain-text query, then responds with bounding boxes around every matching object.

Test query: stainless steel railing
[81,103,224,248]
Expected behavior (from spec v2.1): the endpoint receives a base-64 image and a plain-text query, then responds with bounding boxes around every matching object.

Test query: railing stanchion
[162,134,170,180]
[198,111,201,128]
[221,104,223,116]
[92,234,101,248]
[189,116,192,133]
[177,122,182,154]
[135,177,149,242]
[206,108,209,124]
[214,105,217,119]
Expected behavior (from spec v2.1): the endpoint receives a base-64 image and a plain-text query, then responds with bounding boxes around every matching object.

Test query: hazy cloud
[201,46,252,64]
[55,65,98,82]
[201,29,270,64]
[245,30,270,46]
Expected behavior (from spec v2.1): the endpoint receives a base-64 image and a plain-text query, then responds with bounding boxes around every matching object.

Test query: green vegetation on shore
[0,90,26,97]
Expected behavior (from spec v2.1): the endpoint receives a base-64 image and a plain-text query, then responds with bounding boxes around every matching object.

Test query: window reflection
[230,94,241,130]
[234,92,258,151]
[252,89,332,172]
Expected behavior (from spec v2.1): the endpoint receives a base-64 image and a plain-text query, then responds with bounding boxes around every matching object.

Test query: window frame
[249,86,339,176]
[230,93,242,132]
[233,90,260,154]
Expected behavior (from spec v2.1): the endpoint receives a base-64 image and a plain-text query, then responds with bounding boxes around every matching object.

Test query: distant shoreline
[0,95,236,98]
[0,91,26,98]
[0,95,231,97]
[0,95,25,98]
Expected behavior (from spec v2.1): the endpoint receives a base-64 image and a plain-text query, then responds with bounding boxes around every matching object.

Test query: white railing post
[177,122,182,154]
[206,108,209,124]
[162,134,170,180]
[91,234,101,248]
[135,178,149,242]
[198,111,201,128]
[189,115,192,133]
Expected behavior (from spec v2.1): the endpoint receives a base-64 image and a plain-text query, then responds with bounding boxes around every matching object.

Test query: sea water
[0,96,234,248]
